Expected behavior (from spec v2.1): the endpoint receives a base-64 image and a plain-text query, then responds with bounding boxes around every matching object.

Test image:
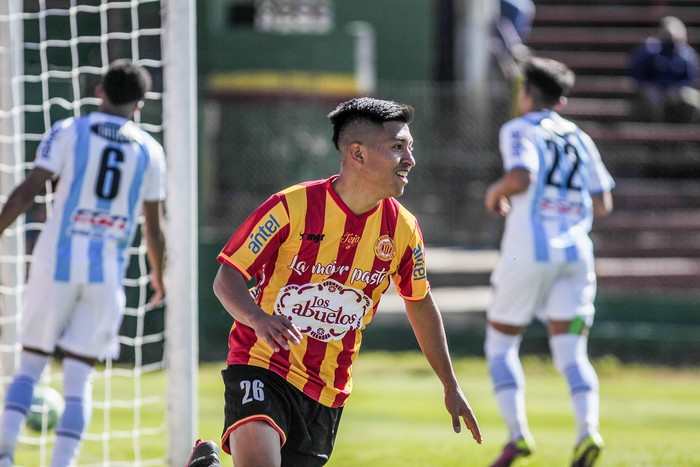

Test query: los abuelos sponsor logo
[274,279,372,342]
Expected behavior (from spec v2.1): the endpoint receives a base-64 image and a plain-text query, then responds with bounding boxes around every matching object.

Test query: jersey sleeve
[499,118,539,173]
[217,194,291,280]
[34,118,74,176]
[392,217,430,301]
[142,138,167,202]
[578,131,616,194]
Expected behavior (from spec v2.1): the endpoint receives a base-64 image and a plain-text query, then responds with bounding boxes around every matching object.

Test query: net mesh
[0,1,167,465]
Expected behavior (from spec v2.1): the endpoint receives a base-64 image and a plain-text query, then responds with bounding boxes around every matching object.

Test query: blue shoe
[571,433,604,467]
[490,436,535,467]
[186,439,222,467]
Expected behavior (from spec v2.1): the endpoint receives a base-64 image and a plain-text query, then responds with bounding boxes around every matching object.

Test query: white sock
[0,351,50,461]
[51,358,94,467]
[485,326,531,442]
[550,334,600,442]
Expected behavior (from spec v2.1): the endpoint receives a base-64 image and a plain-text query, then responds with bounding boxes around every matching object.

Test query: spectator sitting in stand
[628,16,700,123]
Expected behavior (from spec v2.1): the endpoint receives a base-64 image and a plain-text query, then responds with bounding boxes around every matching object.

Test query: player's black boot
[186,439,222,467]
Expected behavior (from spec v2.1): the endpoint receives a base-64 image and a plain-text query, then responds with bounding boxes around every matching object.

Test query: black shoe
[186,439,222,467]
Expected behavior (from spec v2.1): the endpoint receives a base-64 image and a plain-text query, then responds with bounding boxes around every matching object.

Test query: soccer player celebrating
[484,57,614,467]
[200,97,482,466]
[0,60,166,466]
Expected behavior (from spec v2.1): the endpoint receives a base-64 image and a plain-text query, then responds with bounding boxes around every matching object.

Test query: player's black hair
[523,56,575,108]
[327,97,414,150]
[101,59,152,106]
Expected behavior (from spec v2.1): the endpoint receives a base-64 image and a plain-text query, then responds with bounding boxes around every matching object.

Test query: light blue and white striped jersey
[31,112,166,283]
[498,110,615,263]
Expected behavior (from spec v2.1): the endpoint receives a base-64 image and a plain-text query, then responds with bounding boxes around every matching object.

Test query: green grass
[13,352,700,466]
[327,353,700,466]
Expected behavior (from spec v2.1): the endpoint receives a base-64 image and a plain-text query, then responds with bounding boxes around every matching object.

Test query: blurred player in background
[193,97,482,466]
[0,59,166,466]
[484,57,614,467]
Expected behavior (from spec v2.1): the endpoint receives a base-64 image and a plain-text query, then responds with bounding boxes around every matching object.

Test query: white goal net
[0,0,197,465]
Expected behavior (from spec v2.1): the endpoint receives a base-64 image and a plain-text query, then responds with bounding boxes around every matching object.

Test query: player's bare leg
[228,420,282,466]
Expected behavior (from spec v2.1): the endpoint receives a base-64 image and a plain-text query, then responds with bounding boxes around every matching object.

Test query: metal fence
[199,77,700,250]
[200,79,515,248]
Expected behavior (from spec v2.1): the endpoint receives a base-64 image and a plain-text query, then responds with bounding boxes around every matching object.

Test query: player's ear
[554,96,568,111]
[348,143,364,164]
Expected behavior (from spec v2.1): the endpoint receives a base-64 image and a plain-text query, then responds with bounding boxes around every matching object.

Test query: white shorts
[21,270,126,360]
[487,256,596,327]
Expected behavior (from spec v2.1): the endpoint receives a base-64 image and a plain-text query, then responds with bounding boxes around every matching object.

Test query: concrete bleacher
[529,0,700,145]
[365,1,700,362]
[361,1,700,364]
[524,0,700,293]
[368,245,700,363]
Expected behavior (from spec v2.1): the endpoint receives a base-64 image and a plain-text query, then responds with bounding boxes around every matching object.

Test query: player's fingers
[282,321,302,343]
[462,413,483,444]
[268,324,302,351]
[148,290,164,308]
[451,413,462,434]
[264,332,283,352]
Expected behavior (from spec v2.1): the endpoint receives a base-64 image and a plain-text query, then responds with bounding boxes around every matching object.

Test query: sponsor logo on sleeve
[247,214,281,255]
[412,244,426,281]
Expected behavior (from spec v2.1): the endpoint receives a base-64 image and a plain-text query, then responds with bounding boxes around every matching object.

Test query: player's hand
[444,384,483,444]
[485,185,510,217]
[252,313,302,352]
[148,274,165,308]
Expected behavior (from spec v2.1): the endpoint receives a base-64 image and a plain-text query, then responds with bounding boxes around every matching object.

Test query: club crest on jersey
[374,235,395,261]
[274,279,372,342]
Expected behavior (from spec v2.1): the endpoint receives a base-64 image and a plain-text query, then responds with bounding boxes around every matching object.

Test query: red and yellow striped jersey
[217,176,430,407]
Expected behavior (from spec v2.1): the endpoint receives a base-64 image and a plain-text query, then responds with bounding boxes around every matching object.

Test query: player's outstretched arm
[213,264,302,352]
[404,293,483,444]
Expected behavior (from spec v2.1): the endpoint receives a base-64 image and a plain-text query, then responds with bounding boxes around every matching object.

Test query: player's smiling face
[363,121,415,198]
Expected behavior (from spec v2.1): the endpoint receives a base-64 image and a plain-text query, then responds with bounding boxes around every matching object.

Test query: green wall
[197,0,437,80]
[333,0,435,81]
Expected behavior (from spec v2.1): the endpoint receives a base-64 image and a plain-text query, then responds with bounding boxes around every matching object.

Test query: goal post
[0,0,198,465]
[162,0,199,463]
[0,0,25,378]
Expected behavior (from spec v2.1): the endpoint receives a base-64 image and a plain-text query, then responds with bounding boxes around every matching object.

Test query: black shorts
[221,364,343,466]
